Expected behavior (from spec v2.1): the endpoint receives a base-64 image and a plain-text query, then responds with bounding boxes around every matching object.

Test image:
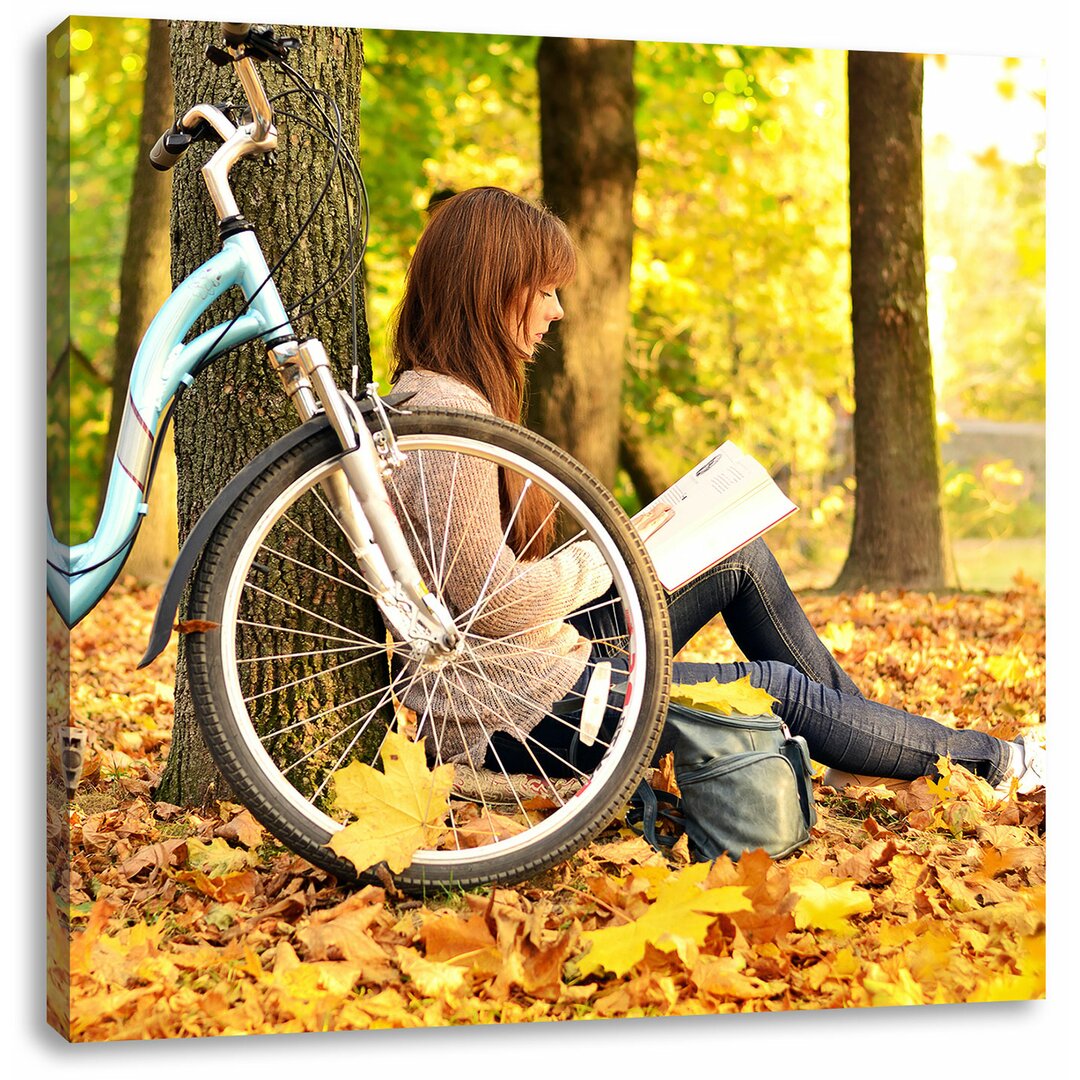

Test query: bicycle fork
[267,337,461,656]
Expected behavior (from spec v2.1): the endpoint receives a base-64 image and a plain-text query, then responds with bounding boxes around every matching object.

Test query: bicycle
[47,21,672,892]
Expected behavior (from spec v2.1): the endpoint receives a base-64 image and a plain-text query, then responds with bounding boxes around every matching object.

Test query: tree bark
[529,38,638,489]
[835,51,948,591]
[98,19,177,584]
[156,21,373,805]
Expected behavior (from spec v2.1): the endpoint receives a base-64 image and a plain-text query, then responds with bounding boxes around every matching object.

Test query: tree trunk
[98,19,177,584]
[620,412,670,507]
[835,51,948,592]
[156,21,372,805]
[529,37,638,489]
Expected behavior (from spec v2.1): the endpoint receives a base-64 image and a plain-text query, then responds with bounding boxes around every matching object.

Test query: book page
[632,442,797,590]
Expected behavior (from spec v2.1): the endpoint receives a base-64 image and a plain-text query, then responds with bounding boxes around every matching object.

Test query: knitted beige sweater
[388,369,613,764]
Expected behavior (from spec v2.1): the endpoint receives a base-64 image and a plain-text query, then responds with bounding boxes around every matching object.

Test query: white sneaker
[994,733,1046,797]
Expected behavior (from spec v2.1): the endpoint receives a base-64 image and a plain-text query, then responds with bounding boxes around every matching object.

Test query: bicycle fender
[138,415,333,668]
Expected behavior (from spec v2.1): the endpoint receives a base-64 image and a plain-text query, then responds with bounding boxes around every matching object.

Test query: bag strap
[626,780,683,851]
[780,731,816,828]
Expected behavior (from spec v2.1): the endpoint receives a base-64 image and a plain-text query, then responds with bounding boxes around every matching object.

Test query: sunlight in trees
[55,21,1045,584]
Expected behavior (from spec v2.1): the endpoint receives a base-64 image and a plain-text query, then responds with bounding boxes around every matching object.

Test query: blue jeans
[538,538,1010,785]
[659,539,1009,783]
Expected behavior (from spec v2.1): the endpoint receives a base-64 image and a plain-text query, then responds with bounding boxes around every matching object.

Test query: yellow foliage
[327,730,454,874]
[790,877,873,933]
[577,862,752,977]
[57,581,1046,1038]
[671,675,779,717]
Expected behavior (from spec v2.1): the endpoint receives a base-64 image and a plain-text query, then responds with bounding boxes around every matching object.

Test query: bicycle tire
[186,408,671,892]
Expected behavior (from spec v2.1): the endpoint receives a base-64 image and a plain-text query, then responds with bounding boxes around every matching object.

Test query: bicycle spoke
[237,641,389,665]
[242,581,374,642]
[237,618,387,649]
[402,448,513,616]
[242,647,389,705]
[436,452,462,589]
[465,632,629,669]
[273,663,419,785]
[258,675,398,741]
[411,667,464,843]
[307,487,378,588]
[306,663,421,804]
[455,650,616,755]
[441,665,534,833]
[414,449,445,605]
[460,478,532,640]
[455,556,617,634]
[444,658,591,784]
[451,498,565,626]
[261,538,380,605]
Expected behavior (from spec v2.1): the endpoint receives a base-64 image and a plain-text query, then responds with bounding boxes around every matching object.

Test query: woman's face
[516,285,564,356]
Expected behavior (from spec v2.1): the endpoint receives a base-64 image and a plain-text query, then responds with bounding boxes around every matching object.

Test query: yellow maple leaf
[327,730,454,873]
[672,676,778,718]
[791,877,872,932]
[577,861,752,977]
[186,836,257,876]
[924,756,957,806]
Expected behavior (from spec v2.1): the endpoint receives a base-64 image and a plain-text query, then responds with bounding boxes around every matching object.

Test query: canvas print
[45,15,1046,1042]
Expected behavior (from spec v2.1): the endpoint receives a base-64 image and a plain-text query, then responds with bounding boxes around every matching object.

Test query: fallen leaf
[186,837,257,877]
[215,808,265,849]
[791,877,873,933]
[451,808,528,848]
[672,675,779,717]
[328,731,454,874]
[577,862,752,977]
[173,619,220,634]
[119,838,188,879]
[397,946,468,999]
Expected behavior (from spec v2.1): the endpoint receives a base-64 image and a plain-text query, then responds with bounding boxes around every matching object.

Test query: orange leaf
[215,808,265,849]
[173,619,220,634]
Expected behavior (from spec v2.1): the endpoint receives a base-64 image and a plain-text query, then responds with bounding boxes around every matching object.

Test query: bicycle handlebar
[149,23,285,173]
[149,123,189,171]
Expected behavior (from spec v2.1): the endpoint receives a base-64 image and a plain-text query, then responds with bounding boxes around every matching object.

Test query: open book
[631,442,798,591]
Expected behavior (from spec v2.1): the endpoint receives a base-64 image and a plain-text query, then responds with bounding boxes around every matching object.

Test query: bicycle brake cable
[273,58,370,391]
[192,59,369,373]
[183,66,349,380]
[47,387,187,576]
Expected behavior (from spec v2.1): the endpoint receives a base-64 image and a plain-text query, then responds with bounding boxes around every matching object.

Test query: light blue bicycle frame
[46,231,293,628]
[47,42,457,655]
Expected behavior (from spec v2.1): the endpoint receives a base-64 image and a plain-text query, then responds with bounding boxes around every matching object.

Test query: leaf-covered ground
[47,576,1045,1041]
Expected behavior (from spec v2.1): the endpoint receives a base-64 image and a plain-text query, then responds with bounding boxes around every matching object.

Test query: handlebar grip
[221,22,252,45]
[149,124,191,171]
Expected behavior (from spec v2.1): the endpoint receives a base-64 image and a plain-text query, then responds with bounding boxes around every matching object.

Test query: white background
[10,0,1076,1073]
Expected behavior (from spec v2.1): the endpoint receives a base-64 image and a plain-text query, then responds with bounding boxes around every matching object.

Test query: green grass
[951,537,1045,592]
[777,533,1045,594]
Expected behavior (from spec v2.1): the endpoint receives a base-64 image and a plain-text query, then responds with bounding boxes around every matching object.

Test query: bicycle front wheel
[187,409,671,892]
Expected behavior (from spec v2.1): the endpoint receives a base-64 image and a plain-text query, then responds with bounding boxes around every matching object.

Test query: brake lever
[205,44,234,67]
[207,28,300,66]
[246,27,301,61]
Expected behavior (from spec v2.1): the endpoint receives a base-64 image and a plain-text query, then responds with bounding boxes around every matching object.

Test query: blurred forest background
[50,18,1045,592]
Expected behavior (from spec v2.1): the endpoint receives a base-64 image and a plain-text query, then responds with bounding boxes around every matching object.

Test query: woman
[388,186,1044,797]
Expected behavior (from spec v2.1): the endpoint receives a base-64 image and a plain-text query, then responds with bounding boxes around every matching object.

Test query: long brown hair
[390,187,576,557]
